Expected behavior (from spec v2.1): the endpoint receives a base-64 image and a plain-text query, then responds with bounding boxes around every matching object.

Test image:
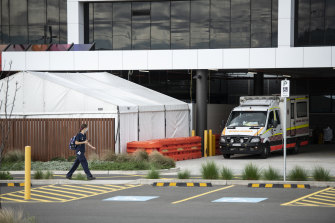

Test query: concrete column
[196,70,208,156]
[254,72,264,95]
[67,0,84,44]
[278,0,295,47]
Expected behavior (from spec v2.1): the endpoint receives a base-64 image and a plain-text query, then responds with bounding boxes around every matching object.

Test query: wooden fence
[0,118,115,161]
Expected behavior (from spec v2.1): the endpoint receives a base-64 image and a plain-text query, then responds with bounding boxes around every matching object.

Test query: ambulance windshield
[227,111,267,127]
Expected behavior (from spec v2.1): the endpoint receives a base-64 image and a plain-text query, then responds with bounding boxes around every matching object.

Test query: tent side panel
[0,118,115,161]
[139,111,165,141]
[119,113,138,154]
[165,110,190,138]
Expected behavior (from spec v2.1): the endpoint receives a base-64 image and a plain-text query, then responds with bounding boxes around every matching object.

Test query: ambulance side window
[291,103,295,119]
[275,110,281,124]
[268,111,274,127]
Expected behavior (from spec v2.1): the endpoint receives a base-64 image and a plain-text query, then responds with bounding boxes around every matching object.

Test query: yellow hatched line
[308,196,335,203]
[7,193,52,202]
[0,196,27,203]
[124,184,141,188]
[30,189,77,199]
[172,185,235,204]
[294,202,319,207]
[314,194,335,200]
[61,184,109,193]
[53,185,98,194]
[321,192,335,196]
[105,185,128,189]
[40,186,86,196]
[282,187,333,206]
[302,199,335,207]
[16,191,67,202]
[82,185,119,190]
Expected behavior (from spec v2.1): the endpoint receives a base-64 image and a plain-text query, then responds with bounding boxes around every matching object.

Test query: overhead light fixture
[283,75,291,78]
[139,70,149,73]
[208,69,218,71]
[247,71,257,75]
[333,67,335,70]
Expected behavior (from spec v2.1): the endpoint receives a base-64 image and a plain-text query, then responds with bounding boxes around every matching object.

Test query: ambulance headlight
[250,137,260,143]
[230,138,234,143]
[220,136,226,143]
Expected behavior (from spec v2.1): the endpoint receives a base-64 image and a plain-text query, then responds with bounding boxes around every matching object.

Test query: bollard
[212,135,216,156]
[192,130,196,137]
[25,146,31,200]
[209,130,213,156]
[204,130,208,157]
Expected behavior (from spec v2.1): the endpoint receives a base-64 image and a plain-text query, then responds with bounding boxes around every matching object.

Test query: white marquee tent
[0,71,190,153]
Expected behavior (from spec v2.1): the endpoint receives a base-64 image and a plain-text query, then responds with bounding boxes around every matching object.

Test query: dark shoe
[87,176,96,180]
[66,175,72,180]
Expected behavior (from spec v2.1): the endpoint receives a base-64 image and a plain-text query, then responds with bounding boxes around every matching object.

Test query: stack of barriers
[127,136,202,161]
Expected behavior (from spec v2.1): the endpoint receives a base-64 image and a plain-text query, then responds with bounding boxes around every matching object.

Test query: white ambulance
[220,96,309,159]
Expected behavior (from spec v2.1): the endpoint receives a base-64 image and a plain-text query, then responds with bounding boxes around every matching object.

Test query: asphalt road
[2,184,334,223]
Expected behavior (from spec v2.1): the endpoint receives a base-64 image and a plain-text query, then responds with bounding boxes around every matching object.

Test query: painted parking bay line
[213,197,267,203]
[282,187,335,207]
[0,184,141,203]
[172,185,235,204]
[104,196,159,202]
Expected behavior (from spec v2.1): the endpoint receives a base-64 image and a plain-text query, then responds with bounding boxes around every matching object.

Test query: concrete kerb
[7,167,180,175]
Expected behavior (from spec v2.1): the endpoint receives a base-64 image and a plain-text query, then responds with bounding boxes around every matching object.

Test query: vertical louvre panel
[0,118,115,161]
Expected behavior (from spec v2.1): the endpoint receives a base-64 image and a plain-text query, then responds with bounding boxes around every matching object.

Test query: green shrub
[0,171,13,180]
[312,166,331,181]
[115,153,132,163]
[149,151,175,169]
[87,152,99,161]
[3,150,25,162]
[102,151,117,161]
[146,168,160,179]
[73,173,87,181]
[44,171,54,179]
[132,149,149,162]
[178,170,191,179]
[288,166,308,181]
[220,166,234,180]
[50,157,66,162]
[67,156,76,162]
[0,208,36,223]
[201,161,219,179]
[33,170,44,179]
[242,163,261,180]
[263,166,281,180]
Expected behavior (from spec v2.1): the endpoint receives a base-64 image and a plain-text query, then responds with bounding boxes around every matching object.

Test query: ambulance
[220,96,309,159]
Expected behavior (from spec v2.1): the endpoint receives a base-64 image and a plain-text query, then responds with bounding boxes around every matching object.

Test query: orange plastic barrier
[127,136,202,161]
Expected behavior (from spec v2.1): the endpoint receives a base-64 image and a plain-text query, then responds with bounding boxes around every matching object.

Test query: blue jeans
[66,150,92,178]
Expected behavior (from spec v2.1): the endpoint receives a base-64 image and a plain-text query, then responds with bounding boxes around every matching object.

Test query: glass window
[210,21,230,48]
[227,111,267,127]
[211,0,230,21]
[10,0,28,26]
[113,22,131,50]
[132,22,150,50]
[310,95,332,113]
[251,20,271,47]
[251,0,271,20]
[28,25,45,44]
[59,24,67,43]
[47,0,59,25]
[297,102,308,117]
[10,26,28,43]
[1,26,10,43]
[2,0,9,26]
[94,24,113,50]
[325,17,335,45]
[231,21,250,48]
[190,0,209,49]
[151,2,170,22]
[231,0,250,21]
[132,2,150,23]
[151,22,170,49]
[60,0,67,24]
[113,3,131,22]
[191,0,209,22]
[171,1,190,49]
[28,0,46,25]
[94,3,113,24]
[291,103,295,119]
[275,110,281,124]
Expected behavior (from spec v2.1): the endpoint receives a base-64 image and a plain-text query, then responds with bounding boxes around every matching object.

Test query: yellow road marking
[156,182,164,187]
[252,184,260,187]
[50,185,98,195]
[282,187,334,206]
[265,184,273,188]
[199,183,207,187]
[172,185,235,204]
[0,196,27,202]
[294,202,318,207]
[41,186,85,196]
[283,184,291,188]
[83,185,119,190]
[302,199,335,207]
[8,193,52,202]
[314,194,335,200]
[321,192,335,196]
[31,189,77,199]
[187,183,194,187]
[17,191,67,202]
[170,183,177,187]
[61,185,107,193]
[297,185,305,189]
[105,185,128,189]
[309,196,335,203]
[8,183,14,187]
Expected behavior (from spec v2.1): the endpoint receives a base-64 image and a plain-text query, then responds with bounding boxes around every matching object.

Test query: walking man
[66,124,96,180]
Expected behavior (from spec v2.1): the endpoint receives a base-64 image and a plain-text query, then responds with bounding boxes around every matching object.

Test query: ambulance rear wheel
[223,154,231,159]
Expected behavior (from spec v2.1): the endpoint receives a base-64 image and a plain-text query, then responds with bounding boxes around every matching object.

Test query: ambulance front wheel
[261,143,270,159]
[223,154,231,159]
